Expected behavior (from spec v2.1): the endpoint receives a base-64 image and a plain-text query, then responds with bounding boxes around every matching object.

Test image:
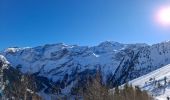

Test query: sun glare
[156,6,170,26]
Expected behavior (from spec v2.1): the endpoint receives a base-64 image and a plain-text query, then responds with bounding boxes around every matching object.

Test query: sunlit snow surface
[129,64,170,100]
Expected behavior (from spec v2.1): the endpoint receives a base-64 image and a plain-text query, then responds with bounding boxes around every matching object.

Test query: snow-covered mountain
[1,41,170,95]
[129,64,170,100]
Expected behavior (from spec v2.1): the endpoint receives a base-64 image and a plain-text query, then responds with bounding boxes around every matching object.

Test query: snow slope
[130,64,170,100]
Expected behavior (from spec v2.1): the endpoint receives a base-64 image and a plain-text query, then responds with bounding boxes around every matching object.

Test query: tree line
[82,72,154,100]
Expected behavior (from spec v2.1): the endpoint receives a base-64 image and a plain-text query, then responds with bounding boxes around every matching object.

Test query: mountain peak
[98,41,122,46]
[97,41,125,50]
[0,55,10,69]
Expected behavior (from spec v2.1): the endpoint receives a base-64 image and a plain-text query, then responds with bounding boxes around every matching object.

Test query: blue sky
[0,0,170,49]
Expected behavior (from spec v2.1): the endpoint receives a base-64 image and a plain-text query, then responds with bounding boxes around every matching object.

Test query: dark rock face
[2,41,170,95]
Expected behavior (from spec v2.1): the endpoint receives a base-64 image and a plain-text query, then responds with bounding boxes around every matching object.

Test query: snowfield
[129,64,170,100]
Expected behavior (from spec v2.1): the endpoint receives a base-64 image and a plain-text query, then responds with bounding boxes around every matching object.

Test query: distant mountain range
[1,41,170,96]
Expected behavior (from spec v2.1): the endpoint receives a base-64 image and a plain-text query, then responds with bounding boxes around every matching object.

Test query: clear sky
[1,0,170,49]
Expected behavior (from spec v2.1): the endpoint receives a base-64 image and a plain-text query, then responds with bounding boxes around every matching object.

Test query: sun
[156,6,170,26]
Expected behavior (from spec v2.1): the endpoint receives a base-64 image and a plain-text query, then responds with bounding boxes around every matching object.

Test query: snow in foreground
[129,64,170,100]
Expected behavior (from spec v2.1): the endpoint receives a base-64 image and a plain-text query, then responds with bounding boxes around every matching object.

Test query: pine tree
[83,71,109,100]
[164,76,167,85]
[113,86,120,100]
